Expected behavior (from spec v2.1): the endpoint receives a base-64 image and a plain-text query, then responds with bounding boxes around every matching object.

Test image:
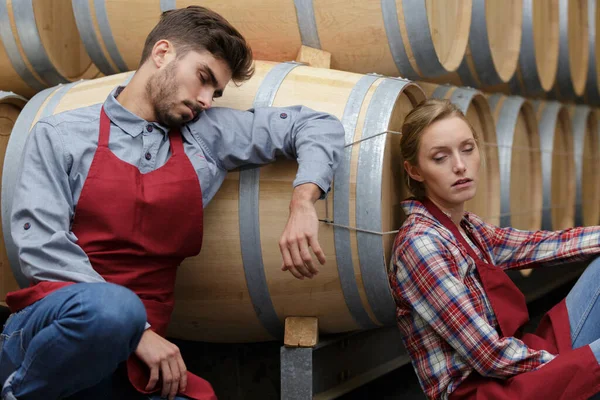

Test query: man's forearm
[290,183,321,210]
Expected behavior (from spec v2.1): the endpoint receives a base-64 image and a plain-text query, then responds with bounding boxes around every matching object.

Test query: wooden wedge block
[295,46,331,69]
[284,317,319,347]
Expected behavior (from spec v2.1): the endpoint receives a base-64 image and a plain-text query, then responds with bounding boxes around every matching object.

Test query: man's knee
[78,283,146,344]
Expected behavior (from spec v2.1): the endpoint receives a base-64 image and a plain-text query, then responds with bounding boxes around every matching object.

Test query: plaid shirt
[388,200,600,400]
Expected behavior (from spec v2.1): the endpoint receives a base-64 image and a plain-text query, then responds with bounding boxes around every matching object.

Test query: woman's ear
[404,160,424,183]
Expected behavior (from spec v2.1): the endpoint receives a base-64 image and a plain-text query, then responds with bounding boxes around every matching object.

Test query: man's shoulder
[190,106,241,126]
[37,103,102,131]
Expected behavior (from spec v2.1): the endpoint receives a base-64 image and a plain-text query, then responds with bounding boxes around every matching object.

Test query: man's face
[146,50,232,127]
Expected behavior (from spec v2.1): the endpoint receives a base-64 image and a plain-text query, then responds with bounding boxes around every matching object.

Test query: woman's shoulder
[390,215,461,283]
[463,211,490,229]
[394,214,451,254]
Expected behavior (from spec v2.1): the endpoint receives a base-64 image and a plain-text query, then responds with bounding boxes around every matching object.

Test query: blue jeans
[0,283,147,399]
[566,256,600,400]
[567,256,600,359]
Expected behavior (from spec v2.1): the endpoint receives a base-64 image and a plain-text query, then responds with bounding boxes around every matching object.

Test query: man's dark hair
[139,6,254,84]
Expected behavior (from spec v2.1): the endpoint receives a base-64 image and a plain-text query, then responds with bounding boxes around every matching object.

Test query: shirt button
[280,112,288,119]
[145,152,152,160]
[24,222,31,230]
[146,124,153,132]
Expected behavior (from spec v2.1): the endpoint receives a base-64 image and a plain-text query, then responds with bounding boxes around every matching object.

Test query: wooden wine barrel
[418,82,501,226]
[453,0,523,87]
[72,0,471,79]
[486,94,542,231]
[569,105,600,226]
[532,100,575,230]
[549,0,590,100]
[1,61,425,342]
[0,0,101,98]
[0,92,25,302]
[582,0,600,105]
[508,0,560,97]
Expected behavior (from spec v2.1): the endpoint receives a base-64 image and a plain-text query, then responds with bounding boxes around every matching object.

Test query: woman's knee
[589,255,600,268]
[581,256,600,281]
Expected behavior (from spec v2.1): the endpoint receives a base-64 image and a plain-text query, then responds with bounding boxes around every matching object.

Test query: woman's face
[405,116,481,209]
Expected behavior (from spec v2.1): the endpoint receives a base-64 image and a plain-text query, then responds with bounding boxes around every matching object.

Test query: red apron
[6,108,216,399]
[420,199,600,400]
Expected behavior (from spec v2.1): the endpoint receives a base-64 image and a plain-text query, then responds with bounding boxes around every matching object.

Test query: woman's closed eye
[433,146,473,162]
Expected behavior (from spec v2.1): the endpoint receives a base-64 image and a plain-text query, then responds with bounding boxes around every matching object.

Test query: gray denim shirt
[10,87,344,295]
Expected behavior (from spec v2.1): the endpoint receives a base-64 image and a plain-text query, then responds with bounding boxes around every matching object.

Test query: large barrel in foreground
[2,61,424,342]
[72,0,471,80]
[0,92,25,302]
[0,0,101,98]
[419,82,501,226]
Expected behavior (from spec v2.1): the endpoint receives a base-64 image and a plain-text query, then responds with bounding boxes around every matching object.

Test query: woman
[388,99,600,400]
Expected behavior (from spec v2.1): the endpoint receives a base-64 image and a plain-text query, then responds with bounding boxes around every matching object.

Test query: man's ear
[404,160,424,183]
[150,40,175,68]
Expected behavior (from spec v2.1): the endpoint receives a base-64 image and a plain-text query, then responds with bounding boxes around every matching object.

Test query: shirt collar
[102,86,170,137]
[400,198,473,227]
[401,198,480,249]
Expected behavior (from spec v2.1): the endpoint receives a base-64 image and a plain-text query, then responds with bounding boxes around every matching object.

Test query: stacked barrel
[0,0,597,342]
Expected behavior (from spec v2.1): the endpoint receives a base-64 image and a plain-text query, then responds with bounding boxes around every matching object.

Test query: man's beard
[145,62,200,128]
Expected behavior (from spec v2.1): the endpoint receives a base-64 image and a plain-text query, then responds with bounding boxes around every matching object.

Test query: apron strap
[99,107,111,148]
[168,128,183,156]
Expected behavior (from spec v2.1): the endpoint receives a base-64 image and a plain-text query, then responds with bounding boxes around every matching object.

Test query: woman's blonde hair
[401,98,480,198]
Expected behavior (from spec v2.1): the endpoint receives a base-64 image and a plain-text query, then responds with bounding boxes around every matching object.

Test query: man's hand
[135,329,187,400]
[280,183,326,279]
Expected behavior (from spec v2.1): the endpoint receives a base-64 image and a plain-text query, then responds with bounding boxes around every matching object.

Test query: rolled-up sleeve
[189,105,345,196]
[10,121,105,284]
[475,216,600,269]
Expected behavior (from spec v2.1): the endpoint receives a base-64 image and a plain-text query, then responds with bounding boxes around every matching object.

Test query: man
[0,6,344,400]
